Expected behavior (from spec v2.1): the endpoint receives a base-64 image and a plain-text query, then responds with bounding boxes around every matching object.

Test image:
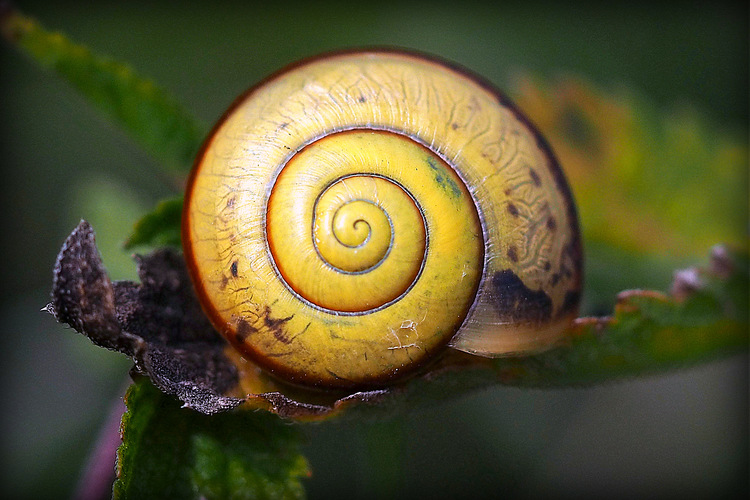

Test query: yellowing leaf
[513,76,748,259]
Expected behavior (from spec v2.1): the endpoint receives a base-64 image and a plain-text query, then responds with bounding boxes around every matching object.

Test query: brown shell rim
[181,47,584,390]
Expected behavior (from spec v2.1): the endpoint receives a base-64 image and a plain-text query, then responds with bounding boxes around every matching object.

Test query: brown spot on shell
[547,216,557,231]
[563,239,584,288]
[507,246,519,263]
[507,203,519,217]
[234,307,295,345]
[529,168,541,187]
[236,318,252,341]
[561,290,581,316]
[491,269,552,323]
[264,308,295,344]
[230,261,238,277]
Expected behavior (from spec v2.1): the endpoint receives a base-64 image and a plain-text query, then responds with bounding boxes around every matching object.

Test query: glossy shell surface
[183,50,582,388]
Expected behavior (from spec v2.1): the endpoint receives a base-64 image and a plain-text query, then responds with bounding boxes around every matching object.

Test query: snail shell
[183,50,582,389]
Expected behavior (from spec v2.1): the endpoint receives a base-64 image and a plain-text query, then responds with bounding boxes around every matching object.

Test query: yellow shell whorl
[183,50,582,388]
[267,131,441,314]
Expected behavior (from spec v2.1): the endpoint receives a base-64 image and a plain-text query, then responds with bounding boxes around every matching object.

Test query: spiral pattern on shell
[183,50,582,388]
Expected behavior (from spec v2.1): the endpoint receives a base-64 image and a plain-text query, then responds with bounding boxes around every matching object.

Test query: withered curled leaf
[47,221,391,418]
[47,220,241,414]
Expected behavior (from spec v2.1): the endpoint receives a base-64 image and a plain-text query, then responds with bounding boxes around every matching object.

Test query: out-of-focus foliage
[1,9,205,175]
[513,76,747,259]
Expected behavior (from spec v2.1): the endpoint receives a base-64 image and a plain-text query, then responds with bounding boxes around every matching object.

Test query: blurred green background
[1,1,747,499]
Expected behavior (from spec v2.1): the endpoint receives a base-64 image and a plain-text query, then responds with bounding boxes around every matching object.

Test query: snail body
[183,50,582,389]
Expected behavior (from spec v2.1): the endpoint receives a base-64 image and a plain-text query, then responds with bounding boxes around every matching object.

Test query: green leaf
[1,9,206,174]
[114,378,309,499]
[124,196,183,249]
